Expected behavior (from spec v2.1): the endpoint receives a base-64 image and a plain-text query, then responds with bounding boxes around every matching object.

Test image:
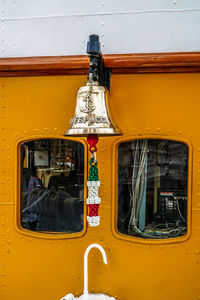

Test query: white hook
[84,243,107,296]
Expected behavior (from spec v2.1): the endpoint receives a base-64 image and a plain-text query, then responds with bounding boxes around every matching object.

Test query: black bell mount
[86,34,111,91]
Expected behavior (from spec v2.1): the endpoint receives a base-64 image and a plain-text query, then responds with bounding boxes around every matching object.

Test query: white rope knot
[86,181,101,205]
[87,216,100,227]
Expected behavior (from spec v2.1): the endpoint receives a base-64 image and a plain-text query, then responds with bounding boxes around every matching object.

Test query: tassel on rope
[86,134,101,227]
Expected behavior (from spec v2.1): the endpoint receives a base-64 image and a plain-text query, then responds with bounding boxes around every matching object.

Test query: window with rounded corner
[117,139,188,239]
[20,139,84,233]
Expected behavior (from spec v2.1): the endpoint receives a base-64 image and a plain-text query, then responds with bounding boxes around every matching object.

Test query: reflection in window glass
[20,139,84,233]
[117,139,188,239]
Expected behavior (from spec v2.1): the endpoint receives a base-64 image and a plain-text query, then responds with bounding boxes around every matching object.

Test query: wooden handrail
[0,52,200,76]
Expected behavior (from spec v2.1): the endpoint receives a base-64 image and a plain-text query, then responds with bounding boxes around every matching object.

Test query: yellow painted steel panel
[0,74,200,300]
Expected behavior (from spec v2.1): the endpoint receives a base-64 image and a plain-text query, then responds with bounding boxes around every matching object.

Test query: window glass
[117,139,188,239]
[20,139,84,233]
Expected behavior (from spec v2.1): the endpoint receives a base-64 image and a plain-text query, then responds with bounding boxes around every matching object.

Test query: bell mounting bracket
[86,34,111,92]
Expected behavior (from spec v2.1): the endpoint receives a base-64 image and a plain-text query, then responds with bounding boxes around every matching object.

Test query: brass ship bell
[65,78,121,136]
[65,35,122,136]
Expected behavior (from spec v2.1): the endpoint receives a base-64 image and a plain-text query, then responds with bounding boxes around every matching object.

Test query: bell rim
[64,127,122,136]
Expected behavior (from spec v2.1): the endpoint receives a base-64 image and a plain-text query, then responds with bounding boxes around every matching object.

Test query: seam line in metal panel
[0,8,200,22]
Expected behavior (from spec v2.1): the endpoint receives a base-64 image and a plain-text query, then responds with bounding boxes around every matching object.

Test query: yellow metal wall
[0,73,200,300]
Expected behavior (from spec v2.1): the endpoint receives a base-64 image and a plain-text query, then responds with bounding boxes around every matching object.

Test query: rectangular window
[20,139,84,233]
[117,139,188,239]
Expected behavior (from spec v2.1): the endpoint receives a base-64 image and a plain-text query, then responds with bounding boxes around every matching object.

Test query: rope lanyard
[86,134,101,227]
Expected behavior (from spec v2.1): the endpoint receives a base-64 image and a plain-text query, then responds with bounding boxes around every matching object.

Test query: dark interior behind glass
[117,139,188,239]
[20,139,84,233]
